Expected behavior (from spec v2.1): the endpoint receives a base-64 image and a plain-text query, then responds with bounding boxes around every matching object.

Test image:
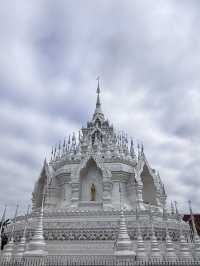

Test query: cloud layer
[0,0,200,216]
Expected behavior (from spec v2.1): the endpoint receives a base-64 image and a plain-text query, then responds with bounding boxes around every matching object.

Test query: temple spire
[93,77,104,118]
[96,76,100,107]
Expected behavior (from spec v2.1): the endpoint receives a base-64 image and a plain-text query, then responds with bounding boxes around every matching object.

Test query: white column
[112,181,121,209]
[64,183,71,205]
[71,182,79,208]
[136,183,145,210]
[103,181,112,210]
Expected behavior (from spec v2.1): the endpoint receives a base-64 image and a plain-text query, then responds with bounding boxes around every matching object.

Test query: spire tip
[96,76,100,94]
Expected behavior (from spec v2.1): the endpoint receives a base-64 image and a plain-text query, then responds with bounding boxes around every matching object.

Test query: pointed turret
[149,204,162,260]
[130,139,136,158]
[174,201,179,218]
[176,202,192,260]
[16,205,30,258]
[171,201,175,215]
[136,206,147,260]
[114,209,136,256]
[3,205,19,258]
[96,77,101,109]
[93,77,104,121]
[114,184,136,256]
[25,195,47,256]
[163,205,177,261]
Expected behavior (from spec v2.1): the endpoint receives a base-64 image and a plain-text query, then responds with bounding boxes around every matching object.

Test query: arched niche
[141,164,157,206]
[79,158,103,202]
[34,174,47,208]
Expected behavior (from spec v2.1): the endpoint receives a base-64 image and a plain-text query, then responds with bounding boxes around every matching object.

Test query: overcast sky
[0,0,200,217]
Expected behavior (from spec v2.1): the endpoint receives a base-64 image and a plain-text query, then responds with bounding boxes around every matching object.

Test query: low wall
[0,255,200,266]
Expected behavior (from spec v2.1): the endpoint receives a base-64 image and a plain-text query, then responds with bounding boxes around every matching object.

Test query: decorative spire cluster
[49,80,144,164]
[49,130,141,164]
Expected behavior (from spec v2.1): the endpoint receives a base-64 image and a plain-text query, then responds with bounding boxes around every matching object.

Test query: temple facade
[33,81,166,213]
[1,81,200,265]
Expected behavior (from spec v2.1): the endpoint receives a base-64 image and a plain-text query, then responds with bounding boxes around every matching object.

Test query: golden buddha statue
[90,183,96,201]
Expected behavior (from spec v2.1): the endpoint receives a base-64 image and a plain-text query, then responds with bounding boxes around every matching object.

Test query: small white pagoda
[1,81,200,265]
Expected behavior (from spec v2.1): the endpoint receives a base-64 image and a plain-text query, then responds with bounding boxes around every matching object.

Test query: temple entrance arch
[79,158,103,202]
[141,164,157,205]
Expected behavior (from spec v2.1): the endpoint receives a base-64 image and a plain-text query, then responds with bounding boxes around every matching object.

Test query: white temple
[1,81,200,265]
[33,80,166,212]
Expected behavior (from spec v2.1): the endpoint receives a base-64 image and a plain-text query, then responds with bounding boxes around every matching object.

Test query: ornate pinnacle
[114,186,136,256]
[78,130,81,142]
[141,143,144,153]
[16,205,30,257]
[164,204,177,261]
[63,139,66,152]
[171,201,175,215]
[130,138,135,158]
[50,147,53,161]
[58,141,61,157]
[96,76,100,94]
[149,204,162,259]
[72,132,76,144]
[137,143,140,159]
[93,77,104,118]
[25,194,47,256]
[136,205,147,259]
[3,204,19,257]
[96,76,101,108]
[178,210,193,259]
[53,146,57,160]
[174,201,180,220]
